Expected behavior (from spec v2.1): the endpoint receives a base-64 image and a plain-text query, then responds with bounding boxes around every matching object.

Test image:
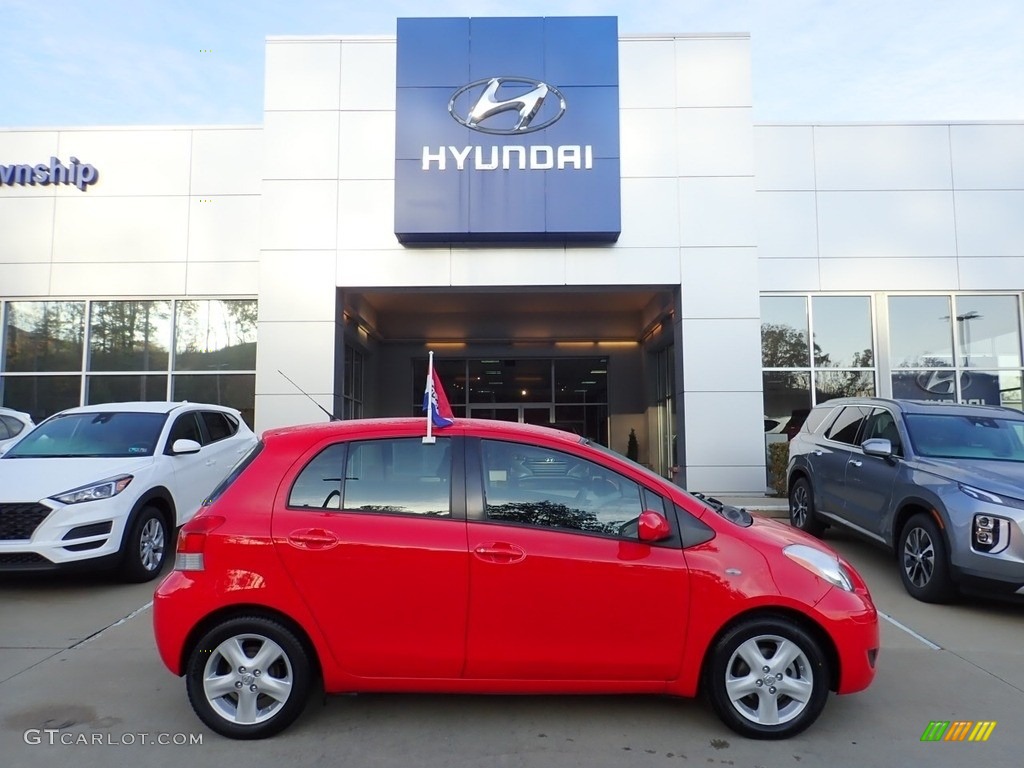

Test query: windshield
[905,413,1024,461]
[5,412,168,458]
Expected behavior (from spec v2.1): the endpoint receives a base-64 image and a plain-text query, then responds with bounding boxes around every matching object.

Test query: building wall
[255,32,767,493]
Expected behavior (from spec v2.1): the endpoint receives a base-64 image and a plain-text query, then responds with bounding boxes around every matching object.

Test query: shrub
[626,428,639,462]
[767,441,789,497]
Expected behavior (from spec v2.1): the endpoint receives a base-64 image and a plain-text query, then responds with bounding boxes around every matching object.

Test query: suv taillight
[174,515,225,571]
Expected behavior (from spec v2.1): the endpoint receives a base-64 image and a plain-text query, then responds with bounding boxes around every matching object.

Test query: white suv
[0,401,257,582]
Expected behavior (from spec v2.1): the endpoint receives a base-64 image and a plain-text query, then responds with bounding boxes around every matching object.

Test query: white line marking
[879,610,942,650]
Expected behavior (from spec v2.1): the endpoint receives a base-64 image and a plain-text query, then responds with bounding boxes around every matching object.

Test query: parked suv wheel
[118,505,169,583]
[788,478,826,537]
[898,513,955,603]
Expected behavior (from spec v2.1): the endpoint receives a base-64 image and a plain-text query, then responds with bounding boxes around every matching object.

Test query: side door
[814,405,872,516]
[163,411,210,523]
[464,437,689,682]
[196,410,250,485]
[841,407,902,539]
[272,435,469,679]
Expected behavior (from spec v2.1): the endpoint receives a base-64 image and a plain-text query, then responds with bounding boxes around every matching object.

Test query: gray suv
[787,397,1024,603]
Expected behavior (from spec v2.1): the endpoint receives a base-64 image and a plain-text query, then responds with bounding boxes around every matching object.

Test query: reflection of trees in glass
[761,323,813,368]
[4,302,85,372]
[174,300,257,370]
[89,301,171,371]
[486,500,613,535]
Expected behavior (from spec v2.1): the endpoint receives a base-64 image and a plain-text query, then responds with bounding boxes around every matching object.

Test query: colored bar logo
[921,721,997,742]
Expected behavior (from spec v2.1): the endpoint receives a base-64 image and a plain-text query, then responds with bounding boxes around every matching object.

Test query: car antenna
[278,370,340,421]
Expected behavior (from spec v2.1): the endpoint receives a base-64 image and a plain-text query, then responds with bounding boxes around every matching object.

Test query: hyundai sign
[394,16,621,244]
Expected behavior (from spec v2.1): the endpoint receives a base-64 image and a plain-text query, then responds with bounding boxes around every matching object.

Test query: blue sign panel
[395,16,621,244]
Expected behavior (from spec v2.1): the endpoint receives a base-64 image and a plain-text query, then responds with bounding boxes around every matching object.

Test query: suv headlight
[51,475,133,505]
[783,544,853,591]
[959,483,1024,511]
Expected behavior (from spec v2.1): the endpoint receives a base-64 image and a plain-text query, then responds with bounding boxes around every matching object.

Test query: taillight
[174,515,225,571]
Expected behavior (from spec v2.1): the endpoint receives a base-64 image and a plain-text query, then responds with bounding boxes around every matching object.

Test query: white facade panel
[190,128,263,196]
[619,177,681,248]
[755,191,819,259]
[677,108,754,177]
[686,465,767,495]
[263,111,341,180]
[758,258,821,292]
[451,248,565,287]
[50,261,186,295]
[679,177,757,247]
[950,124,1024,190]
[753,126,815,191]
[0,131,60,198]
[818,257,960,291]
[264,41,341,112]
[339,248,452,287]
[54,129,191,196]
[682,391,766,483]
[682,318,763,392]
[619,39,676,109]
[53,196,189,263]
[680,248,759,319]
[260,180,338,251]
[958,257,1024,290]
[186,261,258,295]
[254,393,334,433]
[260,251,337,322]
[955,190,1024,257]
[339,112,396,180]
[816,190,957,258]
[255,321,336,395]
[0,197,55,262]
[0,263,50,295]
[674,37,752,108]
[340,40,397,111]
[187,196,261,263]
[337,180,400,250]
[813,125,953,191]
[565,247,680,285]
[620,108,677,178]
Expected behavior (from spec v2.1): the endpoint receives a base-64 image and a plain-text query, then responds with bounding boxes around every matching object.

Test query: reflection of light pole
[956,311,981,368]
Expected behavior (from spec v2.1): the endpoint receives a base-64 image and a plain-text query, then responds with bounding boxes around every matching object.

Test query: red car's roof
[261,417,586,447]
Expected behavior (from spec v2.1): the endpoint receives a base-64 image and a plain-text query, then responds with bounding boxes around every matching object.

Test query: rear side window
[825,406,872,445]
[201,412,237,443]
[803,406,836,436]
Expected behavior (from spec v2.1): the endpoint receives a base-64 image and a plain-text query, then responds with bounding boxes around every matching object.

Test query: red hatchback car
[153,418,878,740]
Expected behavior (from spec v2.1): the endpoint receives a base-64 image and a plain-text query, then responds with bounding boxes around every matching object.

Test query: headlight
[783,543,853,591]
[51,475,133,505]
[959,483,1024,511]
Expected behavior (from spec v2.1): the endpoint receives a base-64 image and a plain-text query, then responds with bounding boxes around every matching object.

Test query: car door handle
[287,528,340,550]
[813,450,823,456]
[473,542,526,564]
[848,459,862,467]
[205,459,217,466]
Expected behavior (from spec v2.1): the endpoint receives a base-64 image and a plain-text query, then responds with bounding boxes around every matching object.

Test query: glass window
[289,443,347,510]
[201,411,236,443]
[554,358,608,404]
[905,413,1024,461]
[89,300,171,371]
[468,358,552,404]
[342,438,451,517]
[889,296,954,368]
[87,374,168,404]
[3,301,85,372]
[174,299,257,371]
[953,295,1021,369]
[481,440,642,538]
[811,296,873,368]
[168,413,203,445]
[814,370,875,402]
[861,408,903,456]
[763,371,811,435]
[891,370,957,402]
[825,406,871,445]
[1,375,80,422]
[173,374,255,427]
[761,296,809,368]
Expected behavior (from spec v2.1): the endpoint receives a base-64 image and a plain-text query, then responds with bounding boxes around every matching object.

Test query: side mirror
[861,437,893,458]
[171,438,202,455]
[637,510,672,543]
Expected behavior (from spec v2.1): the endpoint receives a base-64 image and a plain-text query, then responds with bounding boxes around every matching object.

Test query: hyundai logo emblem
[448,77,566,135]
[915,370,972,395]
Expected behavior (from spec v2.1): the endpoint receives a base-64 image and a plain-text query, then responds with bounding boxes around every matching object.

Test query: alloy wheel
[723,634,814,727]
[202,634,295,726]
[902,527,935,588]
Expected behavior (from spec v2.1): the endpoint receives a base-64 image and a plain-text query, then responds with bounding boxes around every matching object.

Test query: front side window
[861,408,903,456]
[7,411,167,458]
[481,440,643,538]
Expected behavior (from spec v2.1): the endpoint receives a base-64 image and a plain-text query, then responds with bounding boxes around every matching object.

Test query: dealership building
[1,16,1022,494]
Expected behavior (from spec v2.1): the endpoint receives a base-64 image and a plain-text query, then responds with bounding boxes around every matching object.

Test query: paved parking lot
[1,525,1021,768]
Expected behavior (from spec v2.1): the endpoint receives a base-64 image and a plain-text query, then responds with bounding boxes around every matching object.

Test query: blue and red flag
[422,355,455,431]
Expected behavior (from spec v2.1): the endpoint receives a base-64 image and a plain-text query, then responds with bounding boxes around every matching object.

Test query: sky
[1,0,1022,129]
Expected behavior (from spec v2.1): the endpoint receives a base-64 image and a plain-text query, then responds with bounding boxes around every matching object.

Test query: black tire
[186,616,311,739]
[898,513,955,603]
[788,478,826,537]
[118,505,169,583]
[705,617,830,740]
